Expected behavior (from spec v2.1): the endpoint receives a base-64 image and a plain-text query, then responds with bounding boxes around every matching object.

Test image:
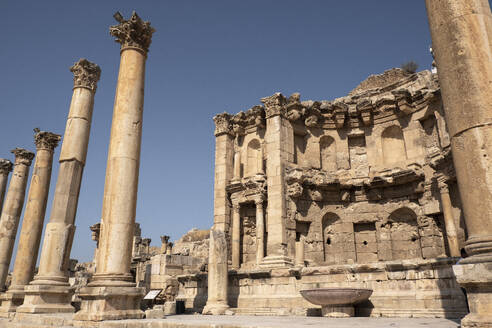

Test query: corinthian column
[255,196,265,266]
[74,11,154,322]
[0,160,13,216]
[425,1,492,327]
[0,131,60,313]
[0,148,34,291]
[18,59,100,314]
[231,202,240,269]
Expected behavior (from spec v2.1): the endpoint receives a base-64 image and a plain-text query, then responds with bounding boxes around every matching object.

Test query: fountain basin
[300,288,373,317]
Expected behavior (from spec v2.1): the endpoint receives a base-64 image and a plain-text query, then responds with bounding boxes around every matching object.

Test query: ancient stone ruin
[0,1,491,327]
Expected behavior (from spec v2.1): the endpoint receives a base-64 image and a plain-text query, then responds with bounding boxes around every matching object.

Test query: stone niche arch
[319,136,337,172]
[381,125,407,165]
[246,139,261,177]
[322,212,355,264]
[386,207,422,260]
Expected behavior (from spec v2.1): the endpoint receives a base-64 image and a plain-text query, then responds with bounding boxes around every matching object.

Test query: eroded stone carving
[70,58,101,92]
[10,148,34,166]
[33,129,61,151]
[110,11,155,53]
[0,159,13,175]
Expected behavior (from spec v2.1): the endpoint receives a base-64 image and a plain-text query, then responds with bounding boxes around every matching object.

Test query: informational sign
[144,289,162,300]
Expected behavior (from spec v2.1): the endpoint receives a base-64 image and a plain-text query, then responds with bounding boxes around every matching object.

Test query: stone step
[232,308,279,316]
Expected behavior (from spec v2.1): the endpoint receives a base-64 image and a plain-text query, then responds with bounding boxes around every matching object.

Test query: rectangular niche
[354,222,378,263]
[348,135,369,177]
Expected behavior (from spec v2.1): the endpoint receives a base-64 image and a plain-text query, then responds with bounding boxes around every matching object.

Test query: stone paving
[0,314,461,328]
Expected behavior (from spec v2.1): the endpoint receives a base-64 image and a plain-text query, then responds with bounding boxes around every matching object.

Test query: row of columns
[0,11,154,322]
[231,195,265,270]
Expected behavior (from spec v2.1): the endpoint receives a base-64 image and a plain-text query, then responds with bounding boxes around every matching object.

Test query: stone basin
[300,288,373,317]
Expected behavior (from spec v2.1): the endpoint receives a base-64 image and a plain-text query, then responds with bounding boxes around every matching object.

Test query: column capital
[70,58,101,92]
[160,235,169,244]
[254,195,265,205]
[141,238,151,246]
[0,159,13,176]
[110,11,155,54]
[34,129,61,151]
[11,148,34,166]
[90,223,101,242]
[231,200,241,210]
[261,93,286,119]
[213,113,233,137]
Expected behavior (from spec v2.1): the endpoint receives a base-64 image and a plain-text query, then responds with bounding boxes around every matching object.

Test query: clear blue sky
[1,1,441,263]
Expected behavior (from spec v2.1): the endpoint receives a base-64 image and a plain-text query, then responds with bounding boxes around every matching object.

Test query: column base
[453,262,492,328]
[72,286,144,321]
[17,284,75,314]
[202,301,230,315]
[258,255,294,268]
[321,305,354,317]
[0,289,24,316]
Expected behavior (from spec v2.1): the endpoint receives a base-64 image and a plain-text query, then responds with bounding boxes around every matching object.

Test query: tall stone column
[0,148,34,291]
[203,227,229,315]
[438,180,460,257]
[255,196,265,265]
[295,237,305,267]
[232,151,241,182]
[0,131,60,313]
[213,114,235,233]
[160,235,169,254]
[74,11,154,322]
[18,59,100,314]
[260,94,293,267]
[231,202,240,269]
[0,160,13,216]
[425,1,492,327]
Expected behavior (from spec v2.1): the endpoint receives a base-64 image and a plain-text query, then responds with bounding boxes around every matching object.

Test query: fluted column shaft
[255,198,264,265]
[231,203,241,270]
[439,182,461,257]
[0,160,13,216]
[0,149,34,290]
[9,132,60,291]
[92,47,146,285]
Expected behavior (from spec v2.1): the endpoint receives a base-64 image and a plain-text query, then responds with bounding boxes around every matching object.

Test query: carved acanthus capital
[11,148,34,166]
[254,194,265,205]
[213,113,233,137]
[287,182,303,199]
[261,93,286,118]
[110,11,155,54]
[142,238,151,246]
[0,159,13,176]
[70,58,101,92]
[33,129,61,151]
[160,235,170,244]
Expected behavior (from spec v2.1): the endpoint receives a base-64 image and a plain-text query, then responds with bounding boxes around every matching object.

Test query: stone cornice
[110,11,155,54]
[0,159,13,176]
[70,59,101,92]
[34,129,61,151]
[215,70,439,131]
[11,148,34,166]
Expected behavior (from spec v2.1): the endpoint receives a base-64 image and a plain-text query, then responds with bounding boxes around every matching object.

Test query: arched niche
[320,136,337,172]
[322,212,355,264]
[246,139,261,177]
[381,125,407,165]
[386,207,422,260]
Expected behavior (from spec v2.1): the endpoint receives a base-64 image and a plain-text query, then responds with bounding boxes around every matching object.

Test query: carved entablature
[261,93,286,118]
[368,163,425,187]
[0,159,13,176]
[428,147,456,182]
[227,174,266,204]
[213,113,233,137]
[34,129,61,151]
[11,148,34,166]
[110,11,155,54]
[230,105,265,135]
[90,223,101,242]
[70,58,101,92]
[356,100,374,126]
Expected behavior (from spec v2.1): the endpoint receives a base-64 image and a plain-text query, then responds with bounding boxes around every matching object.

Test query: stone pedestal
[17,59,100,314]
[74,11,154,322]
[321,305,354,318]
[453,263,492,328]
[0,148,34,291]
[0,131,60,313]
[203,228,229,315]
[73,286,144,321]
